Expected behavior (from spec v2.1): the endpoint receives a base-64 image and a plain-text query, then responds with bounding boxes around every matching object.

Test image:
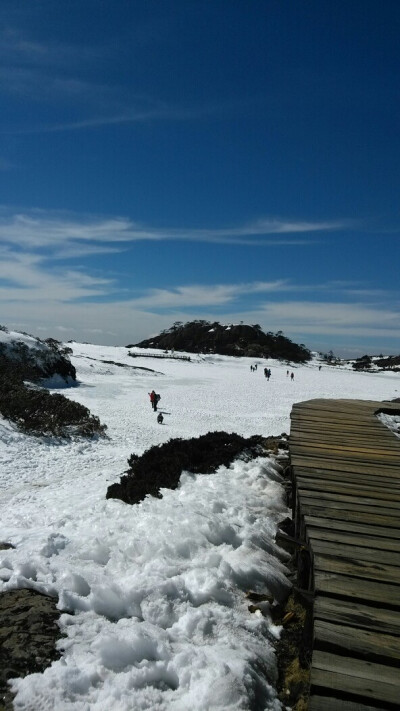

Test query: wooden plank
[290,444,400,463]
[313,596,400,636]
[291,432,398,448]
[305,525,400,553]
[295,466,400,485]
[300,504,400,528]
[291,436,399,452]
[297,477,400,500]
[304,515,400,540]
[298,488,400,510]
[293,399,399,413]
[296,469,400,488]
[308,694,387,711]
[299,496,400,518]
[291,456,400,475]
[314,619,400,664]
[291,412,387,425]
[314,553,400,585]
[314,570,400,607]
[290,436,399,455]
[311,650,399,705]
[309,538,400,567]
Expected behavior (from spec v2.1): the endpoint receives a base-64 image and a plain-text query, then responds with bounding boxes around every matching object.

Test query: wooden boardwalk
[289,398,400,711]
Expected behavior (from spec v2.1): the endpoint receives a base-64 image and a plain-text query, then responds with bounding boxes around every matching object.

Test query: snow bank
[2,455,289,710]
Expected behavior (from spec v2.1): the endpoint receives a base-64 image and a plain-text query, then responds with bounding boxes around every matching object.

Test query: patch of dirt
[273,589,313,709]
[0,589,65,711]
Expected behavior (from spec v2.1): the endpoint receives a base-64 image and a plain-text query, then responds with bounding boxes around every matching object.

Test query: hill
[132,320,311,363]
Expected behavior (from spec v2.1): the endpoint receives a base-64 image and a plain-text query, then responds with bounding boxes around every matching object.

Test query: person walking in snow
[290,372,294,381]
[157,412,164,424]
[149,390,157,410]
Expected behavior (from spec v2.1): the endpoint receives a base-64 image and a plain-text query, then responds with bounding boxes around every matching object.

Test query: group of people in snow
[150,363,302,427]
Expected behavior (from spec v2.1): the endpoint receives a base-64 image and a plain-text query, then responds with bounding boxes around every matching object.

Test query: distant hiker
[290,372,294,381]
[319,365,322,371]
[286,370,289,377]
[267,368,271,380]
[157,412,164,424]
[264,367,268,378]
[149,390,157,410]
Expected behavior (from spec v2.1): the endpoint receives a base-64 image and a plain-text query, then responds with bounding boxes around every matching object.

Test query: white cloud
[126,281,290,308]
[0,209,351,253]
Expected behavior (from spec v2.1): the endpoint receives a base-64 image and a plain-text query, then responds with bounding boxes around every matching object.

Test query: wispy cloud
[125,281,290,309]
[0,209,352,253]
[0,247,114,302]
[258,300,400,333]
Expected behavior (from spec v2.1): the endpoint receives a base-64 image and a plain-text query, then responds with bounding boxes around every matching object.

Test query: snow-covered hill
[0,340,398,710]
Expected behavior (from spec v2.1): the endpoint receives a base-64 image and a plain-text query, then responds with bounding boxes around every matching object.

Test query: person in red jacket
[149,390,157,410]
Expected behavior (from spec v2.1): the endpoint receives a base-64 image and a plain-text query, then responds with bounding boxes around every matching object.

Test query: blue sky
[0,0,399,355]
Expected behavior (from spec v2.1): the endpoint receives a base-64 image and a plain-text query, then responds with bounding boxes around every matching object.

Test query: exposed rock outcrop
[0,589,64,711]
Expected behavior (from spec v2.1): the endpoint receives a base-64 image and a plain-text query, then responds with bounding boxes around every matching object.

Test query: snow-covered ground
[1,342,399,710]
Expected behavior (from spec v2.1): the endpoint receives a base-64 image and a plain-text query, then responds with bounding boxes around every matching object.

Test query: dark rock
[0,589,65,711]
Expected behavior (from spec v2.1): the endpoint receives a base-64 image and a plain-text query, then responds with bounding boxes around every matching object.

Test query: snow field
[0,343,399,709]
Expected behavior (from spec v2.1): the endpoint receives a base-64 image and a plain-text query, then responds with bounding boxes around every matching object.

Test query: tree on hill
[132,321,311,363]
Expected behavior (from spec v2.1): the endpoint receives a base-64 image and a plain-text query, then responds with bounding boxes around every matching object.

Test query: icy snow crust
[1,343,399,710]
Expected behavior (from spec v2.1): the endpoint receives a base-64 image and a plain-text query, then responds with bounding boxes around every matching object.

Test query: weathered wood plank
[297,477,400,500]
[300,504,400,528]
[305,525,400,553]
[309,538,400,567]
[291,455,400,475]
[295,466,400,485]
[296,471,400,490]
[291,432,398,448]
[290,437,399,456]
[313,596,400,636]
[298,488,400,509]
[299,497,400,519]
[292,398,399,412]
[314,619,400,663]
[311,650,399,705]
[291,443,399,463]
[308,695,387,711]
[314,553,400,584]
[314,570,400,607]
[304,514,400,539]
